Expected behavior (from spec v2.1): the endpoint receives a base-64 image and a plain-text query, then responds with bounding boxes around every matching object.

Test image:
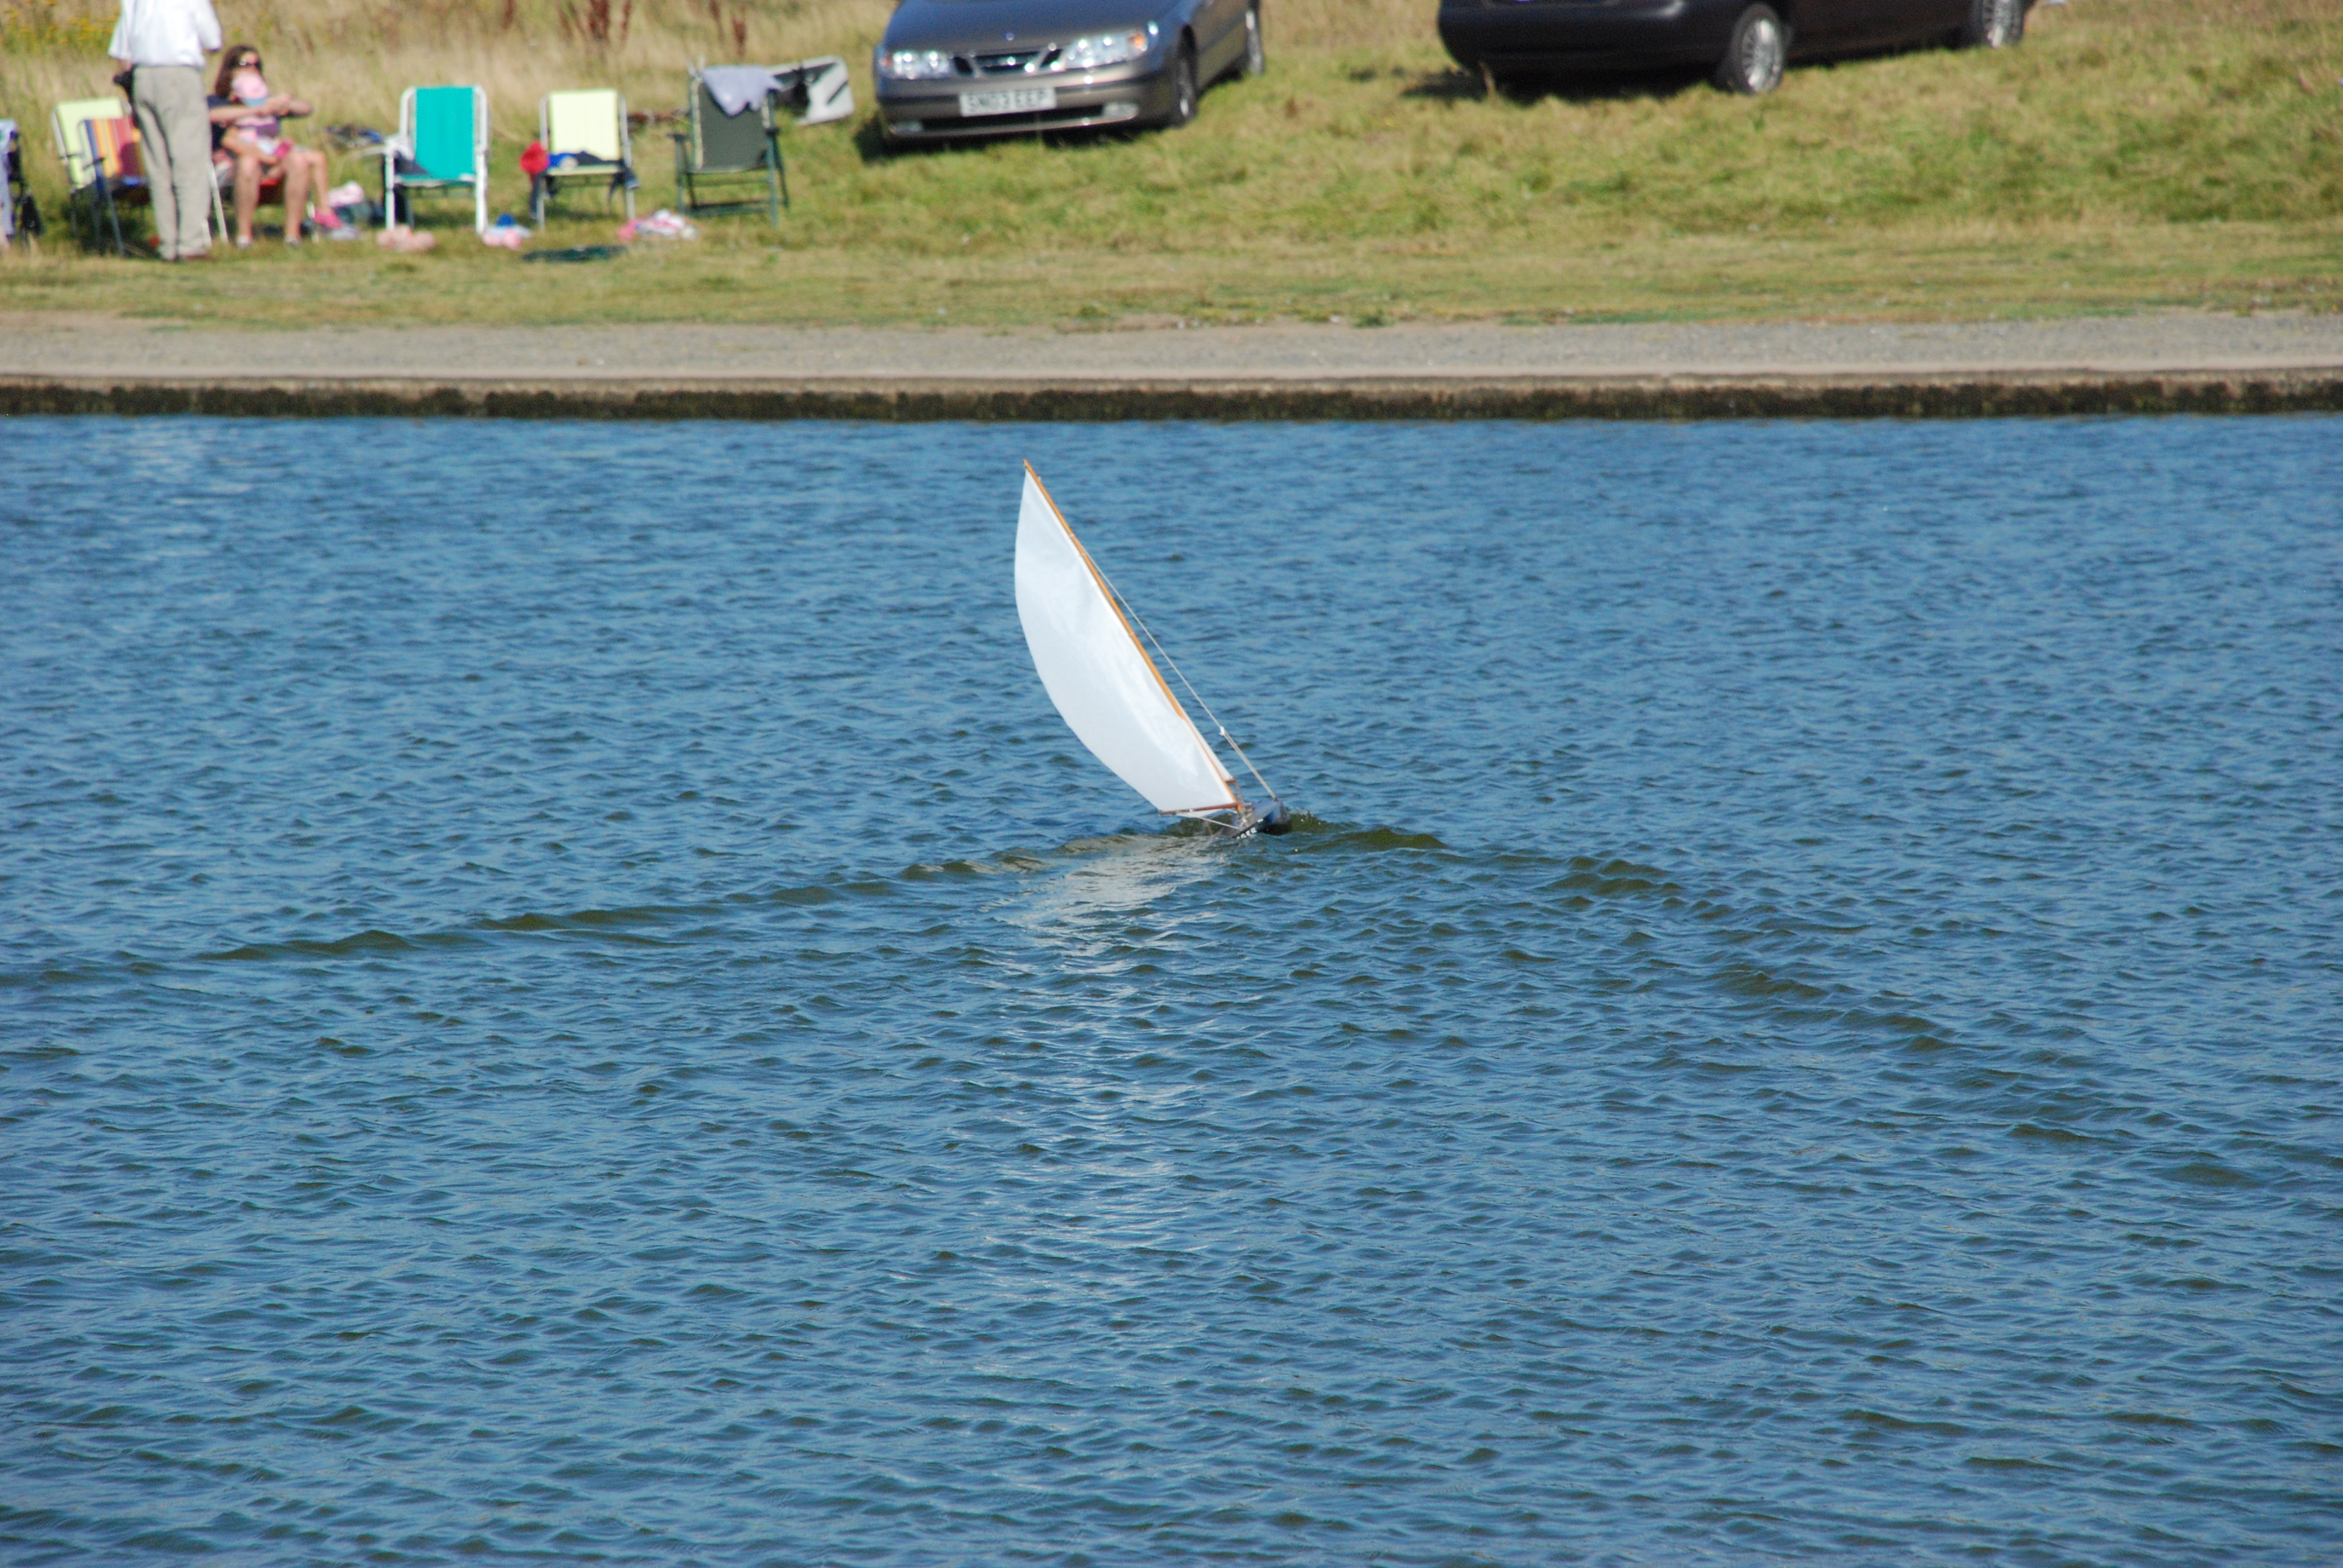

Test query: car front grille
[973,48,1060,74]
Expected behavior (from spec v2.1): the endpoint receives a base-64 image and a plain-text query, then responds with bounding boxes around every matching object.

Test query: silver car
[876,0,1263,142]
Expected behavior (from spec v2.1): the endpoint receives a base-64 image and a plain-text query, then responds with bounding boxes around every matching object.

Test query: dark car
[876,0,1264,142]
[1438,0,2030,96]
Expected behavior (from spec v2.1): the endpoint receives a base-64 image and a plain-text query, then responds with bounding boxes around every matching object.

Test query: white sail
[1015,466,1241,816]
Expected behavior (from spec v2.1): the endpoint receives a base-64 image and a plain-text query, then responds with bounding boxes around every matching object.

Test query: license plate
[959,87,1056,117]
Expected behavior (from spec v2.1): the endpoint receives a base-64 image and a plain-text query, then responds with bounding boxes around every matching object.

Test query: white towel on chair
[698,60,856,124]
[699,66,779,117]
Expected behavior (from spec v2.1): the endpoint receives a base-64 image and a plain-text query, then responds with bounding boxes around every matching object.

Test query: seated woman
[208,45,346,247]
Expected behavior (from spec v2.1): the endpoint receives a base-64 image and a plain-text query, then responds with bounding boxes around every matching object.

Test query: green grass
[4,0,2339,326]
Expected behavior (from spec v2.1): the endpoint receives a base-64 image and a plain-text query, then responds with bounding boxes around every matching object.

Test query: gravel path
[4,310,2337,419]
[5,310,2339,381]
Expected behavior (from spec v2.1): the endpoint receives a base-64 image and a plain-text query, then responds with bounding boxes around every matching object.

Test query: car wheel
[1239,4,1265,79]
[1714,4,1787,95]
[1165,37,1199,126]
[1959,0,2025,48]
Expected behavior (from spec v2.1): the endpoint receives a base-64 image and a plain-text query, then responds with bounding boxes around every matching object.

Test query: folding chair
[672,71,787,228]
[209,154,286,243]
[51,99,147,255]
[1,118,41,246]
[383,84,487,233]
[51,98,120,199]
[534,89,634,227]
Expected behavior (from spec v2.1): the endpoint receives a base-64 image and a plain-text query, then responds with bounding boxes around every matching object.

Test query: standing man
[107,0,223,261]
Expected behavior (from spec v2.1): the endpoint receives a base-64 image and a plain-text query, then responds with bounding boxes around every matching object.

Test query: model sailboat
[1015,464,1291,837]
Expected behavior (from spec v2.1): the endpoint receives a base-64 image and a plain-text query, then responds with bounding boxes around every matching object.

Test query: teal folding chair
[384,84,487,232]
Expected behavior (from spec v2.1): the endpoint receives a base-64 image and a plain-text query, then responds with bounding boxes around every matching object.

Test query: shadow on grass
[856,111,1170,165]
[1402,65,1712,105]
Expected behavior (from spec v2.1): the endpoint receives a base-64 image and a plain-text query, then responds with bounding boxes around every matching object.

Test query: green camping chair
[384,83,487,232]
[534,89,634,227]
[672,73,786,228]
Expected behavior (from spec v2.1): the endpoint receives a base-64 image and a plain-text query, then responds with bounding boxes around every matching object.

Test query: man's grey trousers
[130,64,212,260]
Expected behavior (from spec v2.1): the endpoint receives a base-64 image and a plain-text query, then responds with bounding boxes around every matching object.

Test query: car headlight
[1057,30,1150,70]
[880,49,957,80]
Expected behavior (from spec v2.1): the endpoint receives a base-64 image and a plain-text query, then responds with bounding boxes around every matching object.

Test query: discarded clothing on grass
[326,184,375,226]
[376,222,435,253]
[326,181,375,227]
[617,207,696,241]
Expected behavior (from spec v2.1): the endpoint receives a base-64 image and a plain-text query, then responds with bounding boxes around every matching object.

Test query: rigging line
[1103,577,1266,797]
[1087,557,1284,808]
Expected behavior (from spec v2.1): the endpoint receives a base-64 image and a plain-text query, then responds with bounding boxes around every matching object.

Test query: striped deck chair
[51,99,147,255]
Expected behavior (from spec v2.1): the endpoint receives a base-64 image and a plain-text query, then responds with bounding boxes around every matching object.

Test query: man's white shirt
[108,0,223,68]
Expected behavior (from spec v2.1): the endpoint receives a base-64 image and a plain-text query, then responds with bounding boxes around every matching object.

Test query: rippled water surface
[4,415,2339,1565]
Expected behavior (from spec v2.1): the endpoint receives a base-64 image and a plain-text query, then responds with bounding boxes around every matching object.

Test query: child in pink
[226,64,287,162]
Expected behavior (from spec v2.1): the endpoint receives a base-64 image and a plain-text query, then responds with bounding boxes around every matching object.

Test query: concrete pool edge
[6,368,2342,420]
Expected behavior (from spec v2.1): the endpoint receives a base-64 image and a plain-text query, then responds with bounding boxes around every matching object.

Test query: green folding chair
[534,89,634,227]
[384,83,487,233]
[672,73,786,229]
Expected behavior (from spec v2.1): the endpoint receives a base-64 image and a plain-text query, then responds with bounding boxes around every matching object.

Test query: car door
[1189,0,1245,77]
[1835,0,1966,50]
[1784,0,1869,55]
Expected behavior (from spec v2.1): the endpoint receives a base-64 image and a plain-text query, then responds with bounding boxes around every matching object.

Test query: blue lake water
[2,414,2338,1566]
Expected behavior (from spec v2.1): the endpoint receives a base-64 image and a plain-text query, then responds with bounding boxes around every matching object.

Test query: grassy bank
[2,0,2338,327]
